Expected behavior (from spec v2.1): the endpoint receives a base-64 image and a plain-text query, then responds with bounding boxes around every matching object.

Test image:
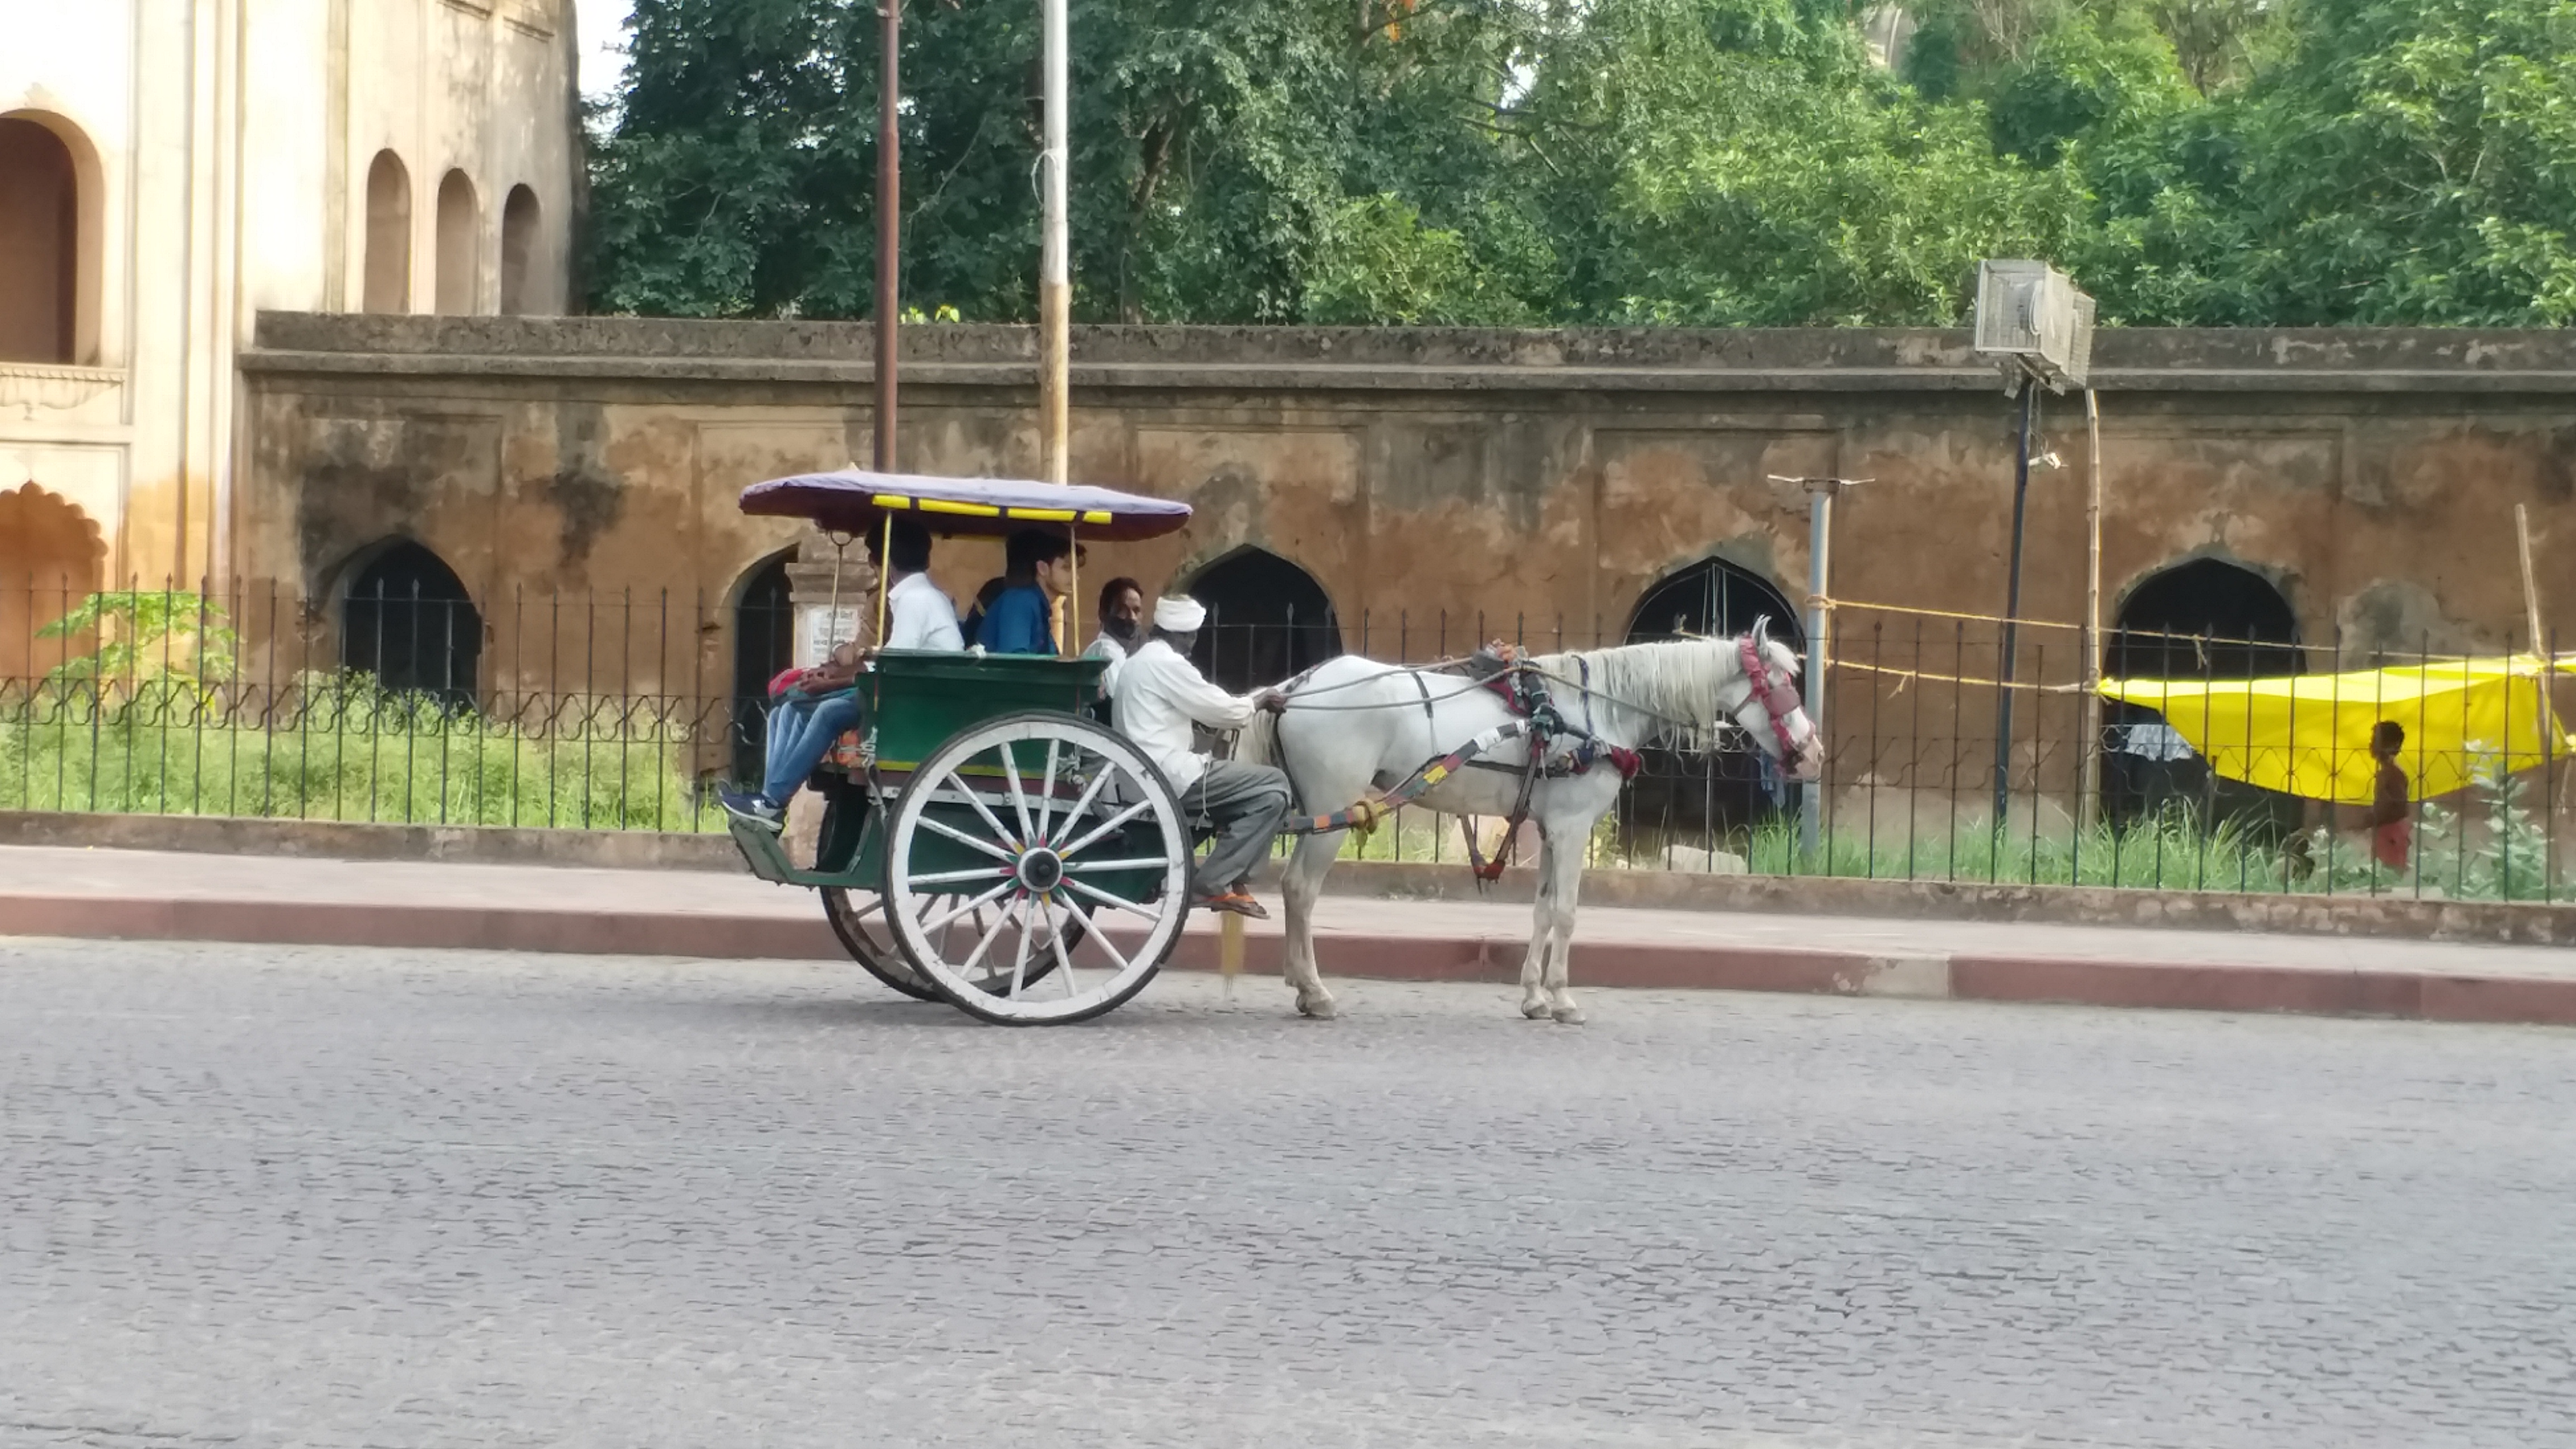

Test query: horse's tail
[1234,707,1284,770]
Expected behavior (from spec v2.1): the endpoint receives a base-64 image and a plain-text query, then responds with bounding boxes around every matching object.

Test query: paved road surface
[4,939,2572,1447]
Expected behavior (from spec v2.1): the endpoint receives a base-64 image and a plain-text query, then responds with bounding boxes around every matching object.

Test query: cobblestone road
[4,939,2572,1448]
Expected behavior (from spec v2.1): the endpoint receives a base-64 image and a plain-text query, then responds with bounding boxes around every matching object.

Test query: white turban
[1154,595,1208,633]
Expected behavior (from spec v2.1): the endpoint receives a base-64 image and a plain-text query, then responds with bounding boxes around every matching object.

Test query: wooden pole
[2079,387,2105,835]
[873,0,901,473]
[1037,0,1070,486]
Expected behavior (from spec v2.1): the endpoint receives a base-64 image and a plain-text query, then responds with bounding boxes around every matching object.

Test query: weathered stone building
[1,0,582,675]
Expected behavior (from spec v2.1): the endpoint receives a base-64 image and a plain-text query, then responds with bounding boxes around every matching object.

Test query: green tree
[2081,0,2576,324]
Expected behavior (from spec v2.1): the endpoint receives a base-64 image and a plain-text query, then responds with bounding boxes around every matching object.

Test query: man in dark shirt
[976,529,1079,655]
[2369,719,2412,873]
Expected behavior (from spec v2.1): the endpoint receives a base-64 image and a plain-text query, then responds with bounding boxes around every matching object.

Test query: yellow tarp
[2100,656,2576,804]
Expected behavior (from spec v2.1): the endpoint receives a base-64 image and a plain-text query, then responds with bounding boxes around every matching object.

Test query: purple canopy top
[739,468,1193,543]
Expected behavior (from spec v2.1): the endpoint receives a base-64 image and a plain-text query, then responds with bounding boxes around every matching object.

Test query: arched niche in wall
[0,112,102,364]
[1182,546,1341,695]
[364,150,413,314]
[340,539,484,705]
[434,170,480,316]
[499,184,543,316]
[0,482,108,680]
[730,551,795,786]
[1619,555,1806,844]
[2102,556,2304,835]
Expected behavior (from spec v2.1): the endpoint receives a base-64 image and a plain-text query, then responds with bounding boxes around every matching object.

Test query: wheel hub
[1015,846,1066,894]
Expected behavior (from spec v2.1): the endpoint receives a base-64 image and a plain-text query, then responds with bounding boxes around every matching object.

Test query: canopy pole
[2517,504,2545,661]
[1062,523,1079,660]
[875,512,894,649]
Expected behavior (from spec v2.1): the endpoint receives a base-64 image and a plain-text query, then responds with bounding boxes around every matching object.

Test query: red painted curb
[4,892,2571,1027]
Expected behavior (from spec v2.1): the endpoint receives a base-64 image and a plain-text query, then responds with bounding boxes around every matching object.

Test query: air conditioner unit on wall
[1973,260,2095,391]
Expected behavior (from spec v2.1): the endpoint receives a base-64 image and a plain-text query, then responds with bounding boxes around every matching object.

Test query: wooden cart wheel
[820,887,940,1001]
[885,711,1191,1025]
[825,883,1074,1001]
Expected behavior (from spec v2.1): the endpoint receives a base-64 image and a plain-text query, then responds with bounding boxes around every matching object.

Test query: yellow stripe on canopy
[2100,656,2574,804]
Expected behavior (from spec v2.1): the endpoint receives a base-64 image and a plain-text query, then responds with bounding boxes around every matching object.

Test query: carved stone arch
[434,170,481,315]
[364,150,414,313]
[2103,554,2304,834]
[728,548,797,784]
[0,111,105,364]
[337,537,484,704]
[1179,544,1342,693]
[0,481,108,678]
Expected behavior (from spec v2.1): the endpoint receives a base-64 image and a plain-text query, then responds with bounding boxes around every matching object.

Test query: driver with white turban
[1112,595,1292,918]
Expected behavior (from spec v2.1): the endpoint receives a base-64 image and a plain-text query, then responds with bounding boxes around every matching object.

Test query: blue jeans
[762,690,864,805]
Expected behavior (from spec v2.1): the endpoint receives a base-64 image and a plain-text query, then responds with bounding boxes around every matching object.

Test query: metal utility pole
[873,0,902,472]
[1993,375,2035,831]
[1037,0,1070,485]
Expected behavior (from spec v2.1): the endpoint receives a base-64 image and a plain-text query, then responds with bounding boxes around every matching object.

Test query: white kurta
[1081,633,1129,695]
[1112,638,1258,790]
[884,571,965,652]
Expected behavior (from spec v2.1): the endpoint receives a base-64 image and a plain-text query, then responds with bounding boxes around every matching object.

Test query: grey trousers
[1180,759,1292,896]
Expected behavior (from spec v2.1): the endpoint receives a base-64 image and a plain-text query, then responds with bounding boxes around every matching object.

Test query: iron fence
[4,578,2568,903]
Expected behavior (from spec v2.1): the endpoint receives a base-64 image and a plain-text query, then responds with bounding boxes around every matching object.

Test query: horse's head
[1721,617,1822,782]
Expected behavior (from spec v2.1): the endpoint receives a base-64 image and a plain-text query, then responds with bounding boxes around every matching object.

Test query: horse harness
[1284,651,1641,883]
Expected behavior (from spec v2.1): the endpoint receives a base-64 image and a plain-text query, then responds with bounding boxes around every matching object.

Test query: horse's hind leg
[1518,829,1554,1020]
[1281,831,1339,1020]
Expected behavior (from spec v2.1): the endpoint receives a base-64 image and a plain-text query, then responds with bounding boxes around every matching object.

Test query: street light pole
[873,0,901,473]
[1037,0,1069,485]
[1992,373,2034,831]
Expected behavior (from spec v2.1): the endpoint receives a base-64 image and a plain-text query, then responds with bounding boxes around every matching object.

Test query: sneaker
[1195,889,1269,920]
[719,789,785,831]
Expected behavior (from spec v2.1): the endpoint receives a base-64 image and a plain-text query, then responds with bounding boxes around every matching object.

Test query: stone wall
[231,314,2576,803]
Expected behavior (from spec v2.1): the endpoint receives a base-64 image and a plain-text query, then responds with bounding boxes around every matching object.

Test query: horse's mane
[1527,635,1790,749]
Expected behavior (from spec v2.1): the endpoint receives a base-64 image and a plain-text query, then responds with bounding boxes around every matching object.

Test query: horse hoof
[1297,995,1339,1021]
[1551,1005,1587,1025]
[1520,998,1553,1020]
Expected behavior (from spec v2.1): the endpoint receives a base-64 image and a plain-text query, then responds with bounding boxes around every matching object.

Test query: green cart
[726,467,1199,1025]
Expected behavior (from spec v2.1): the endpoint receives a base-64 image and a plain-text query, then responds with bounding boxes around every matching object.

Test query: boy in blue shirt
[976,528,1081,655]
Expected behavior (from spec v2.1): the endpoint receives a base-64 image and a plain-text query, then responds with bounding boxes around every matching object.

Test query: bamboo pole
[2078,387,2105,835]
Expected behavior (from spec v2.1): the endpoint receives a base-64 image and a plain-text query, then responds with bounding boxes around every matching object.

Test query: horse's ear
[1750,615,1771,652]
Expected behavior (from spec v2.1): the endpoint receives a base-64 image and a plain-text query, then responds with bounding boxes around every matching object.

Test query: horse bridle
[1735,623,1813,765]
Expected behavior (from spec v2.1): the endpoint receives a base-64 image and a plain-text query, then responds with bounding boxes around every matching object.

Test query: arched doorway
[730,552,794,785]
[434,171,480,315]
[2103,557,2304,832]
[364,150,413,313]
[1621,557,1806,845]
[499,184,543,316]
[0,484,108,681]
[1183,547,1341,694]
[342,541,482,704]
[0,116,82,363]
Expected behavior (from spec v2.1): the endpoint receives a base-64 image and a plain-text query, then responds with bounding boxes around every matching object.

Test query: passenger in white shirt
[1112,595,1290,917]
[1080,576,1146,702]
[880,519,965,652]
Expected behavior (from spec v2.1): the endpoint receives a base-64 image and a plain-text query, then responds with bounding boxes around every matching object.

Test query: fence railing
[4,580,2568,903]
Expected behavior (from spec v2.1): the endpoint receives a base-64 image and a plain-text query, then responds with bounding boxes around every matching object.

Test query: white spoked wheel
[886,712,1191,1025]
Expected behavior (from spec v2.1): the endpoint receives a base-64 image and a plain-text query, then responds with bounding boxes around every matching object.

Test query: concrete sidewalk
[2,844,2570,1025]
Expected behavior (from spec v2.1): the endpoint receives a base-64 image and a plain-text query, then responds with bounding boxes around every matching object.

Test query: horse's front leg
[1519,826,1555,1020]
[1280,831,1339,1020]
[1540,810,1593,1024]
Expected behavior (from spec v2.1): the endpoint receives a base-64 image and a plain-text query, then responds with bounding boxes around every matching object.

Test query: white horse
[1237,624,1822,1024]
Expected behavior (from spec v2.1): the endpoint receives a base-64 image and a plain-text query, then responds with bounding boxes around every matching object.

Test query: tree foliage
[586,0,2576,327]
